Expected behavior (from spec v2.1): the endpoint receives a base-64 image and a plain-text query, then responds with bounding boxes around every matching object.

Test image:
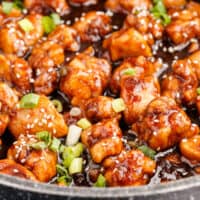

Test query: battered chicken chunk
[8,95,68,138]
[0,159,37,181]
[69,0,98,6]
[103,28,152,61]
[161,59,198,106]
[110,56,162,93]
[24,0,70,15]
[83,96,120,123]
[105,0,152,14]
[7,134,57,182]
[81,118,123,163]
[133,97,198,151]
[163,0,186,9]
[60,47,111,106]
[73,11,112,42]
[103,150,156,186]
[121,76,160,125]
[0,14,44,57]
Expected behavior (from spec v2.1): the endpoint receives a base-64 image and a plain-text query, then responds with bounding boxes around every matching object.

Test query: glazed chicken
[163,0,186,8]
[8,95,68,138]
[69,0,98,6]
[0,14,44,57]
[105,0,152,14]
[24,0,70,15]
[132,97,199,151]
[7,134,57,182]
[81,118,123,163]
[0,159,37,181]
[60,47,111,106]
[103,150,156,186]
[103,28,152,61]
[73,11,112,42]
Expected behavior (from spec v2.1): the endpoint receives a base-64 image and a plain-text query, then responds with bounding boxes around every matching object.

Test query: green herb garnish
[138,145,156,160]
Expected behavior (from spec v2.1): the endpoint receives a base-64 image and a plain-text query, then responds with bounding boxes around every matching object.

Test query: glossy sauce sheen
[1,0,200,186]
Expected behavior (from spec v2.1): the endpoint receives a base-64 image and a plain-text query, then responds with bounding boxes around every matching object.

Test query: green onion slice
[52,99,63,113]
[94,174,106,187]
[13,0,24,10]
[2,2,13,14]
[57,176,71,186]
[36,131,51,144]
[19,93,40,109]
[42,16,55,34]
[77,118,92,130]
[112,98,126,113]
[18,18,34,32]
[69,158,83,175]
[50,137,61,152]
[50,13,61,25]
[122,68,136,76]
[30,141,47,150]
[56,164,69,176]
[138,145,156,160]
[197,88,200,95]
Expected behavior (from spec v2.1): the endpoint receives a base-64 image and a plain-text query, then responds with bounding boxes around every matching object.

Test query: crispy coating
[73,11,112,42]
[105,0,152,14]
[0,14,44,57]
[110,56,162,93]
[180,135,200,162]
[103,28,152,61]
[81,118,123,163]
[60,47,111,106]
[188,50,200,80]
[103,150,156,186]
[0,159,37,181]
[133,97,198,151]
[8,95,68,138]
[124,12,164,45]
[121,76,160,125]
[83,96,120,123]
[163,0,186,8]
[69,0,98,6]
[161,59,198,106]
[24,0,70,15]
[7,134,57,182]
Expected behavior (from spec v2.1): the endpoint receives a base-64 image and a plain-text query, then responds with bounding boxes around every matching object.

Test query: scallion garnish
[151,0,171,26]
[197,88,200,95]
[112,98,126,113]
[52,99,63,113]
[56,164,69,176]
[77,118,92,130]
[30,141,47,150]
[18,18,34,32]
[138,145,156,160]
[50,13,61,25]
[49,137,61,152]
[69,158,83,175]
[66,125,82,146]
[2,2,13,14]
[36,131,51,145]
[13,0,24,10]
[19,93,40,109]
[57,176,71,186]
[94,174,106,187]
[122,68,136,76]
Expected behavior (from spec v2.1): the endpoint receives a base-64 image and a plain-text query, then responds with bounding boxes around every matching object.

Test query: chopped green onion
[2,2,13,14]
[42,16,55,34]
[52,99,63,113]
[138,145,156,160]
[19,93,40,109]
[151,0,171,26]
[94,174,106,187]
[63,153,75,168]
[57,176,71,186]
[197,88,200,95]
[69,158,83,175]
[56,164,69,176]
[66,125,82,146]
[112,98,126,113]
[18,18,34,32]
[13,0,24,10]
[77,118,92,130]
[122,68,136,76]
[50,13,61,25]
[63,143,84,159]
[50,137,61,152]
[30,141,47,150]
[36,131,51,144]
[59,144,65,153]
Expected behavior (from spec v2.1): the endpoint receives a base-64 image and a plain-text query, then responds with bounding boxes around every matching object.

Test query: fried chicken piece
[83,96,120,123]
[133,97,198,151]
[103,150,156,186]
[7,134,57,182]
[103,28,152,61]
[8,95,68,138]
[180,134,200,162]
[161,59,198,106]
[60,47,111,106]
[124,12,164,45]
[0,14,44,57]
[121,76,160,125]
[110,56,162,93]
[73,11,112,42]
[69,0,98,6]
[0,159,37,181]
[105,0,152,14]
[24,0,70,15]
[163,0,186,9]
[81,118,123,163]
